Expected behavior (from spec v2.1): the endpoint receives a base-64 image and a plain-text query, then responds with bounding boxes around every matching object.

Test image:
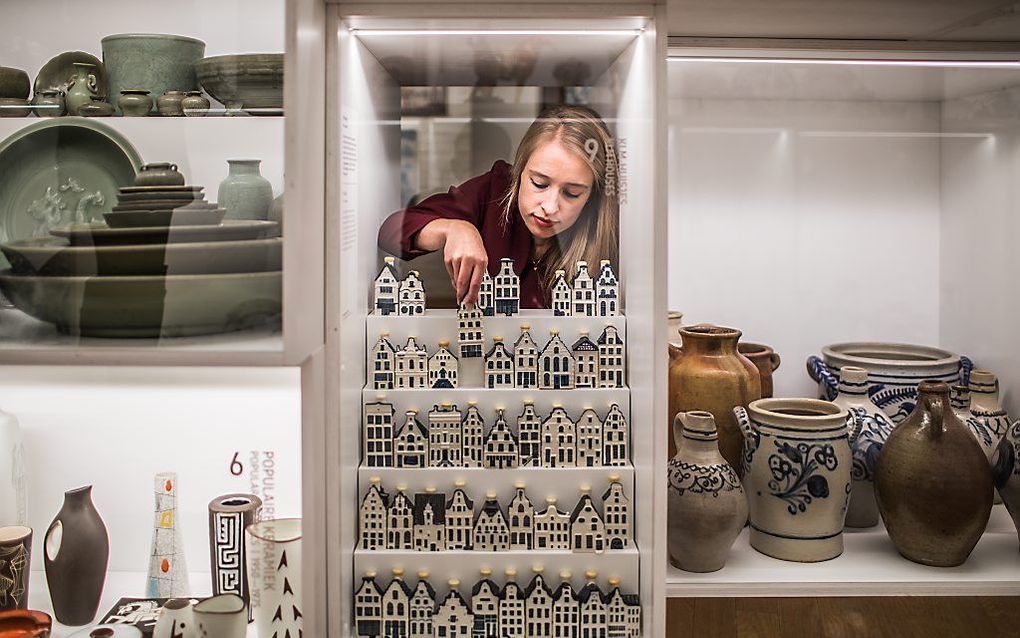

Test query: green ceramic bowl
[0,67,30,99]
[103,208,226,228]
[0,269,281,337]
[0,118,142,257]
[1,237,282,276]
[196,53,283,111]
[101,34,206,114]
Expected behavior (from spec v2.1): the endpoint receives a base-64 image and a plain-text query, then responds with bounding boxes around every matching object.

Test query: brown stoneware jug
[875,381,993,567]
[738,342,781,398]
[668,324,761,470]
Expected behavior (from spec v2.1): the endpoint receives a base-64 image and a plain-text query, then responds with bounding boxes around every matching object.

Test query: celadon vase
[0,408,26,527]
[218,159,273,221]
[65,62,100,116]
[667,411,747,572]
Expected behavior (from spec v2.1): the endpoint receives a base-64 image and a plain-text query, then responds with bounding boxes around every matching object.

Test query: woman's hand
[416,219,488,306]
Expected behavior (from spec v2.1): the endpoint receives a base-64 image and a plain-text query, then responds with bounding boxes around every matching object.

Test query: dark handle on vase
[806,355,837,400]
[770,351,781,372]
[960,355,974,388]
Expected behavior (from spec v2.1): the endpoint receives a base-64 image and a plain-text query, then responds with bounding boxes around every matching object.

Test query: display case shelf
[666,506,1020,598]
[362,387,631,413]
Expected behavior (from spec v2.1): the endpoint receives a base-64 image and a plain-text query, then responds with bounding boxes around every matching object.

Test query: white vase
[0,408,26,527]
[194,593,247,638]
[152,598,195,638]
[246,518,302,638]
[146,472,189,597]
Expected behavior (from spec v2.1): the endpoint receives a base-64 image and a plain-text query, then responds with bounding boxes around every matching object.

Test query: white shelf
[27,570,258,638]
[0,309,285,366]
[362,387,631,416]
[666,506,1020,598]
[359,465,634,505]
[353,547,640,597]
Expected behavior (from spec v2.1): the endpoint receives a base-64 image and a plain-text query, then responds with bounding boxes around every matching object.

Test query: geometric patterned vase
[209,493,263,622]
[146,472,188,597]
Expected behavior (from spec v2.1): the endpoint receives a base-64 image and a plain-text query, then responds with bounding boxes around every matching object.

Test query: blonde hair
[502,104,619,296]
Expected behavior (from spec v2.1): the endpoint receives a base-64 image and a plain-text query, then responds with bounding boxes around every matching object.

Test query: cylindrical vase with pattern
[209,493,262,623]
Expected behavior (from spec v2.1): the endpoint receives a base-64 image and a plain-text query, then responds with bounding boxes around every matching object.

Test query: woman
[378,104,619,308]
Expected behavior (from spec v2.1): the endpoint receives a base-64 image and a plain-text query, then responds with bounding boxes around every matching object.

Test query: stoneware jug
[44,485,109,625]
[735,398,856,562]
[0,408,26,527]
[831,366,895,528]
[669,324,761,470]
[667,411,747,572]
[738,342,782,398]
[965,370,1012,504]
[875,381,993,567]
[218,159,273,220]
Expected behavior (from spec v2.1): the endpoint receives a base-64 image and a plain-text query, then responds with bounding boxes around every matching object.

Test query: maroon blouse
[377,160,549,308]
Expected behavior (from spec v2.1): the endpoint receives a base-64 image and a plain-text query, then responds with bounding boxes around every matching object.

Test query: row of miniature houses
[375,256,620,318]
[364,402,629,469]
[354,568,640,638]
[360,479,631,554]
[370,324,625,391]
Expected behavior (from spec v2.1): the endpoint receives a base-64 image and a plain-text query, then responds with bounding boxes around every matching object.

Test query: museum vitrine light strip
[667,56,1020,68]
[350,29,643,36]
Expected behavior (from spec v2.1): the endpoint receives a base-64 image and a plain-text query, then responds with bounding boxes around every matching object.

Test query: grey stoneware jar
[31,89,65,117]
[134,162,185,187]
[181,90,210,116]
[44,485,110,625]
[218,159,273,220]
[736,398,857,562]
[667,410,747,572]
[830,366,895,528]
[118,90,153,117]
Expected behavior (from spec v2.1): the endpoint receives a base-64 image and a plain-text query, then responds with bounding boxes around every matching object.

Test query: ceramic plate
[0,119,141,250]
[69,624,142,638]
[34,51,109,96]
[0,269,281,338]
[51,220,279,245]
[112,200,218,212]
[119,185,203,194]
[1,236,281,276]
[117,190,205,202]
[104,208,226,228]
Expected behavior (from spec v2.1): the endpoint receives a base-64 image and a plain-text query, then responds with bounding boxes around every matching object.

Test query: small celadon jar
[118,90,152,117]
[156,90,186,116]
[182,90,210,117]
[77,99,115,117]
[31,89,65,117]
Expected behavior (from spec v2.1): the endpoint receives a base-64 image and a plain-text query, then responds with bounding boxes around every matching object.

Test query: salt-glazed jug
[992,418,1020,549]
[831,366,895,528]
[735,398,857,562]
[667,411,747,572]
[875,381,993,567]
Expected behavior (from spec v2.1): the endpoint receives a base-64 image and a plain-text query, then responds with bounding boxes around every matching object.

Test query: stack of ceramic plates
[105,184,226,228]
[0,219,282,338]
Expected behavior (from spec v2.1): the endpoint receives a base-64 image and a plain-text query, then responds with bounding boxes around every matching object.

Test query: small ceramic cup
[157,90,186,117]
[118,90,153,117]
[68,625,144,637]
[0,526,31,611]
[152,598,194,638]
[194,593,247,638]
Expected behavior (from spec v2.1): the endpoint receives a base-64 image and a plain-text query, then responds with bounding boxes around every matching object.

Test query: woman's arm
[415,218,487,306]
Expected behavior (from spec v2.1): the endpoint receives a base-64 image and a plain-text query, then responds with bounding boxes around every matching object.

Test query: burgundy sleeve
[377,163,502,260]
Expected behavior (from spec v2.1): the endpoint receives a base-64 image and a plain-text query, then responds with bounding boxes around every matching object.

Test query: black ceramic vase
[209,493,263,622]
[44,486,110,625]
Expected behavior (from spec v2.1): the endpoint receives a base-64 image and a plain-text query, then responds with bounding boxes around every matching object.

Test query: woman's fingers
[465,260,485,307]
[455,257,474,304]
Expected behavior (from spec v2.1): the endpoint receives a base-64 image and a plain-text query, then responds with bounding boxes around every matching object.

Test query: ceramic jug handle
[44,519,62,561]
[847,411,864,446]
[672,412,686,451]
[733,406,754,441]
[770,351,781,372]
[806,356,838,400]
[925,395,945,438]
[959,356,974,388]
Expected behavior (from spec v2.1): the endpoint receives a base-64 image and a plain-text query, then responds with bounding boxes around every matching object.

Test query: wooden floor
[667,597,1020,637]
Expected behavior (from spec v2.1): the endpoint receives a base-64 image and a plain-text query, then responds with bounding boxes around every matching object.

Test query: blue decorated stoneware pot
[736,398,857,562]
[807,342,972,423]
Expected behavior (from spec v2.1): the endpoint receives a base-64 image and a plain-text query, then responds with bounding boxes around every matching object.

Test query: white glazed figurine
[363,397,395,468]
[513,325,539,388]
[478,271,495,316]
[457,303,485,359]
[552,269,572,316]
[373,256,400,315]
[595,259,619,316]
[538,330,575,390]
[602,475,631,549]
[428,340,459,388]
[484,336,515,389]
[571,261,595,316]
[353,572,383,638]
[369,332,397,390]
[494,257,520,316]
[395,336,428,389]
[569,486,606,554]
[398,270,425,316]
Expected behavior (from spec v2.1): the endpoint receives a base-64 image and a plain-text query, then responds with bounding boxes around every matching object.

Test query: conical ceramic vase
[875,381,993,567]
[44,486,109,625]
[667,411,747,572]
[669,324,761,471]
[146,472,189,597]
[246,518,302,638]
[736,398,856,562]
[0,409,26,527]
[831,366,895,528]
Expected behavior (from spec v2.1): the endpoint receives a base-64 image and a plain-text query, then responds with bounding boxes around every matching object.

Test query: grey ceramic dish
[103,208,226,228]
[50,220,279,246]
[1,236,281,276]
[0,269,281,338]
[196,53,283,111]
[117,191,205,202]
[34,51,109,97]
[111,200,219,212]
